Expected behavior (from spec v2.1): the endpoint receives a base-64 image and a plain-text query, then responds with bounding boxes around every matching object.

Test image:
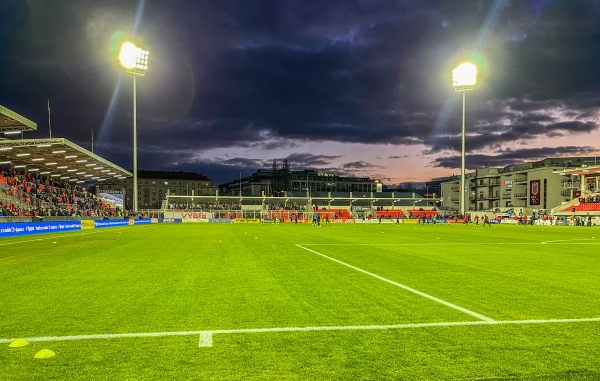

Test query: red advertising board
[529,180,541,205]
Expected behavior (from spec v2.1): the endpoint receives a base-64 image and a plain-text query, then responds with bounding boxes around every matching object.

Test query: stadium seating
[572,202,600,212]
[0,168,118,218]
[375,209,406,219]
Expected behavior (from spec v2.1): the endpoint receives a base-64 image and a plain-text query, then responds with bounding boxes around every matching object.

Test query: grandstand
[550,165,600,216]
[0,105,132,220]
[163,193,438,222]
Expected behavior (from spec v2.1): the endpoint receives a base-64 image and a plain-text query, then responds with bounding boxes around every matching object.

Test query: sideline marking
[295,244,494,322]
[2,317,599,346]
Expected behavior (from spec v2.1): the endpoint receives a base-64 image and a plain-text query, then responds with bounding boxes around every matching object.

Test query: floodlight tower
[119,41,149,213]
[452,62,477,217]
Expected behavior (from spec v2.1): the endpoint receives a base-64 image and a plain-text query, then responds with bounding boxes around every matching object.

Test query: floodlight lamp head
[119,41,149,76]
[452,62,477,89]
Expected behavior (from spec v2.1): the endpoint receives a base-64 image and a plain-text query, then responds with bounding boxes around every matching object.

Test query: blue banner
[158,218,182,223]
[133,218,152,225]
[94,220,130,228]
[0,221,81,238]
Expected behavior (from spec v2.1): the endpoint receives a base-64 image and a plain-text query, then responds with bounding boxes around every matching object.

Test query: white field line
[296,241,599,246]
[295,244,494,322]
[540,239,598,244]
[2,317,599,348]
[199,331,213,347]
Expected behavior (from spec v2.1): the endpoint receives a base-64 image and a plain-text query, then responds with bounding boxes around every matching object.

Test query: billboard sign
[529,180,541,205]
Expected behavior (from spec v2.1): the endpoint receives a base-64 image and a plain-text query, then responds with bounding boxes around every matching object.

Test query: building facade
[220,169,380,197]
[97,170,216,210]
[440,157,600,213]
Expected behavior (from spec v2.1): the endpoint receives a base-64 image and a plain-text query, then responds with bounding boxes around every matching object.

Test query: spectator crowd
[0,168,121,218]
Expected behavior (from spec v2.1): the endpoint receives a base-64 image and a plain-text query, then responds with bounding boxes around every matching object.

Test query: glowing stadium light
[32,158,45,161]
[76,172,86,175]
[40,171,51,175]
[65,155,77,159]
[119,42,149,76]
[16,153,30,157]
[0,147,13,151]
[452,61,477,217]
[0,161,11,164]
[52,150,66,154]
[37,144,52,147]
[85,163,96,167]
[452,62,477,88]
[119,40,150,213]
[67,169,77,172]
[76,159,88,163]
[28,168,39,172]
[57,166,68,169]
[14,165,26,168]
[4,131,21,135]
[47,162,57,165]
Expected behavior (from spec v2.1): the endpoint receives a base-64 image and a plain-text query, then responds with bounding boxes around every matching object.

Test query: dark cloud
[283,153,342,168]
[341,161,384,170]
[432,145,599,170]
[2,0,600,184]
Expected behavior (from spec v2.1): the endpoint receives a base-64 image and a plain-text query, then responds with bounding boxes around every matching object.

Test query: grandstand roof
[0,105,37,133]
[0,138,131,183]
[555,164,600,177]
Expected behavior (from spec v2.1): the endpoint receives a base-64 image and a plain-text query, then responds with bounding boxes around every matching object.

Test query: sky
[1,0,600,187]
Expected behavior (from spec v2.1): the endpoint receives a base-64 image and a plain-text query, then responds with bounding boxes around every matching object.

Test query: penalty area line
[3,318,599,348]
[295,244,494,322]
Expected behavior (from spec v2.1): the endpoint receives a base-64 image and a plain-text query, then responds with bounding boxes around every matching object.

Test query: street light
[119,41,149,213]
[452,62,477,217]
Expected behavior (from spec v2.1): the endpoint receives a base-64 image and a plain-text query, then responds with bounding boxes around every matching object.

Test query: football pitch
[1,222,599,380]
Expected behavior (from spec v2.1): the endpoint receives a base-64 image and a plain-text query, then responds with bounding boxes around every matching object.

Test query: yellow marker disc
[9,339,29,348]
[34,349,56,359]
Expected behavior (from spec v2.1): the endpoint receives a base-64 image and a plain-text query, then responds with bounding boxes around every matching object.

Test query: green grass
[1,223,599,380]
